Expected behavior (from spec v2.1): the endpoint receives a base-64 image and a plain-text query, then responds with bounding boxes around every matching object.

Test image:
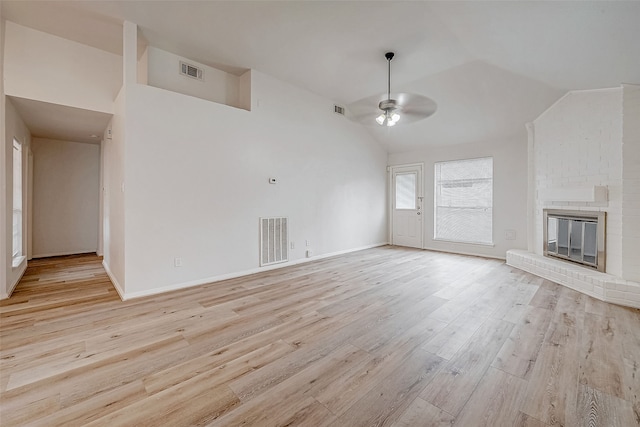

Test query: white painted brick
[622,208,640,217]
[622,201,640,212]
[624,292,640,302]
[621,227,640,239]
[608,297,640,309]
[605,289,626,299]
[578,280,594,292]
[622,192,640,202]
[622,179,640,194]
[621,235,640,247]
[621,149,640,163]
[624,284,640,294]
[613,282,628,292]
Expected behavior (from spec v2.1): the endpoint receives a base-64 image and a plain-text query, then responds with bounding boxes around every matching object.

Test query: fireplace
[543,209,606,272]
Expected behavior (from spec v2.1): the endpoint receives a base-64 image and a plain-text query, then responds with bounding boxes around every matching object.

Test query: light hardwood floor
[1,247,638,426]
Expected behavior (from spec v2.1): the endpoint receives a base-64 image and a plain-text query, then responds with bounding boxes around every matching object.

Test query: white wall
[145,46,245,109]
[3,99,31,298]
[621,84,640,282]
[531,88,625,277]
[389,135,528,259]
[101,88,126,295]
[31,138,100,258]
[3,21,121,113]
[120,70,387,297]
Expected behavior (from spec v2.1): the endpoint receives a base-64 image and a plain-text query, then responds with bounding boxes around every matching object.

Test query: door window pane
[395,172,416,210]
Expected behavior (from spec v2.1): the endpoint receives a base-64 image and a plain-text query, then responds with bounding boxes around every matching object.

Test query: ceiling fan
[348,52,437,126]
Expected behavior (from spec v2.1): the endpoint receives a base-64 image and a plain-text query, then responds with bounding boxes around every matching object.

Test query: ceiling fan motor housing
[379,98,398,112]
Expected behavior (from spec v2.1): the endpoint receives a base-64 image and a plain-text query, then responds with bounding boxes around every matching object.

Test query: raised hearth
[507,249,640,309]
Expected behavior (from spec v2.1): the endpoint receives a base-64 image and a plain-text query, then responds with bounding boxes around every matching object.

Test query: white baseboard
[421,245,507,261]
[33,250,97,259]
[120,242,387,301]
[2,261,27,300]
[102,260,125,301]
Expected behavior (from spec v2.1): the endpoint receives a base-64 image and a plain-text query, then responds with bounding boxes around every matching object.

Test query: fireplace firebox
[543,209,606,272]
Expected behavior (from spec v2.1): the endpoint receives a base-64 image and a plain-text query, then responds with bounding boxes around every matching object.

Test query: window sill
[12,256,26,269]
[433,238,495,247]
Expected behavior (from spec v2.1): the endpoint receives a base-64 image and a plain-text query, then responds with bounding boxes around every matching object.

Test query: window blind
[434,157,493,245]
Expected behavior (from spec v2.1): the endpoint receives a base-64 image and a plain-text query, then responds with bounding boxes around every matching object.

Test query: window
[13,139,23,259]
[434,157,493,245]
[395,172,417,209]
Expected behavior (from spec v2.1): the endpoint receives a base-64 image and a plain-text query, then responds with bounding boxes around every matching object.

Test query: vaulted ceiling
[3,1,640,153]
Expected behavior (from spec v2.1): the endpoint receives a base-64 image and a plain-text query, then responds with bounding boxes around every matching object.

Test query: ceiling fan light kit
[376,108,400,126]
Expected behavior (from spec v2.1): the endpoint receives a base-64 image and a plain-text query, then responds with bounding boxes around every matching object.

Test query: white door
[391,164,423,248]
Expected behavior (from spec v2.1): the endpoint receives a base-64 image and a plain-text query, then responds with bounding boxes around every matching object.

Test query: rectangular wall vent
[334,105,345,115]
[260,217,288,266]
[179,61,204,81]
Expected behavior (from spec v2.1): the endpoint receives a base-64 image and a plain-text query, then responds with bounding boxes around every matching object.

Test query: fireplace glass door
[546,215,599,269]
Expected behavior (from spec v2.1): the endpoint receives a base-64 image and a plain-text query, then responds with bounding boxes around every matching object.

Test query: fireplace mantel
[539,185,608,203]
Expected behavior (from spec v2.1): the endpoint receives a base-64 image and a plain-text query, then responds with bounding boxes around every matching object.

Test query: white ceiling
[8,97,112,144]
[3,1,640,152]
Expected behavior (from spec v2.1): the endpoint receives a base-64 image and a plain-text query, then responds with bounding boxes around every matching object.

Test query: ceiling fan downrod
[377,51,400,126]
[385,51,394,101]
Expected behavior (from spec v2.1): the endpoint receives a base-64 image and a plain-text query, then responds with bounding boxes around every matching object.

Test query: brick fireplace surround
[506,84,640,309]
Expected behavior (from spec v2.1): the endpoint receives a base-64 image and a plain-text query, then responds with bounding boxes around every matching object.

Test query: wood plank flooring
[1,247,639,426]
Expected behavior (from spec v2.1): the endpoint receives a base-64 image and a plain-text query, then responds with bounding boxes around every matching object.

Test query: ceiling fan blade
[345,93,388,124]
[396,93,438,120]
[346,92,437,125]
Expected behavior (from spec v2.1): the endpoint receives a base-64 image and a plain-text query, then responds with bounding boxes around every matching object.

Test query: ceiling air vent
[179,61,203,81]
[334,105,345,115]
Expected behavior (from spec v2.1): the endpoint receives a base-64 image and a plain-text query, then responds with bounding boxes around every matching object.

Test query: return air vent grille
[260,217,288,266]
[179,61,203,81]
[334,105,345,115]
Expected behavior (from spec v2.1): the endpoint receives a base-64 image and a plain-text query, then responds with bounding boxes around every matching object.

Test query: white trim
[12,255,26,268]
[388,162,425,169]
[3,260,27,300]
[32,250,97,259]
[102,260,125,301]
[534,86,621,123]
[119,243,387,301]
[526,122,535,253]
[422,246,506,261]
[432,238,495,247]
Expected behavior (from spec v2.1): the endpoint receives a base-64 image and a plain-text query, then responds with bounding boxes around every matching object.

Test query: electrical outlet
[174,257,183,267]
[306,249,313,258]
[306,240,311,247]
